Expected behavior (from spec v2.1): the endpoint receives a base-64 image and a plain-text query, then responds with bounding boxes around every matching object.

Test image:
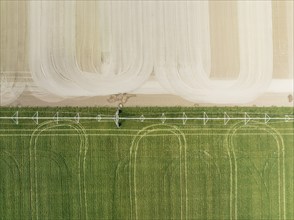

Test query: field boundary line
[1,112,293,127]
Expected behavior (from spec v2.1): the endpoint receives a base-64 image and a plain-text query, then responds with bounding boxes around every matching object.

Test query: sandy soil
[6,91,292,107]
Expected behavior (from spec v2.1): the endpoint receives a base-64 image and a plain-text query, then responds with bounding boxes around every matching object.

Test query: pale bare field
[0,1,293,106]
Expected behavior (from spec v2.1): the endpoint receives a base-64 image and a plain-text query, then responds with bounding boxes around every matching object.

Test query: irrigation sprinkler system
[1,110,293,127]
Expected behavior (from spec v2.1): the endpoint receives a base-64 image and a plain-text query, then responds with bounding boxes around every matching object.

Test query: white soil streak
[1,1,293,105]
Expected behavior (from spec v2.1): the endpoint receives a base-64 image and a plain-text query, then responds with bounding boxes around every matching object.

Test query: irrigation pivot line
[1,111,293,126]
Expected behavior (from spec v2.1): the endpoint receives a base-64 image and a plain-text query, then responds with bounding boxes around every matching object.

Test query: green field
[0,107,293,220]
